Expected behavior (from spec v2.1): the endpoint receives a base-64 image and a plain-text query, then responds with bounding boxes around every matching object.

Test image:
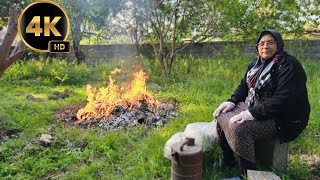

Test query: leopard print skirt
[216,98,277,163]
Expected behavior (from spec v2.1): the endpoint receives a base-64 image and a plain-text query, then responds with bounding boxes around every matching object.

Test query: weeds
[0,52,319,179]
[2,59,91,85]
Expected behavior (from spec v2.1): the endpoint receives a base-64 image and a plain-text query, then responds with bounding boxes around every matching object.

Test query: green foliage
[2,59,91,85]
[55,0,122,43]
[211,0,319,40]
[0,1,33,26]
[42,60,91,85]
[1,60,43,80]
[0,53,319,179]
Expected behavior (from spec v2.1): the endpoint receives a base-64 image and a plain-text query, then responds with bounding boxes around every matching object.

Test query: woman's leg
[216,102,276,176]
[216,123,236,165]
[238,155,256,177]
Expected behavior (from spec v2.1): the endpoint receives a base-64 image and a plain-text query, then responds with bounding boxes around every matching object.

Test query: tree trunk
[166,55,174,76]
[0,6,26,77]
[73,39,85,63]
[158,53,168,78]
[134,43,141,55]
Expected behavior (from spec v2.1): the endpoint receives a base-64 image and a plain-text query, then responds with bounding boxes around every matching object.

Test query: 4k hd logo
[18,1,70,53]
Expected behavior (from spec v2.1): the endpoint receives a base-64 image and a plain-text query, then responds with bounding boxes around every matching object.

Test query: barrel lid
[171,142,202,156]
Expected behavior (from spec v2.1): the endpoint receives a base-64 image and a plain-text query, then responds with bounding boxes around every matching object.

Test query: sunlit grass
[0,53,319,179]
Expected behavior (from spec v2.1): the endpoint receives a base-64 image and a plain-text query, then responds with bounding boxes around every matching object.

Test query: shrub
[2,60,43,80]
[1,59,91,85]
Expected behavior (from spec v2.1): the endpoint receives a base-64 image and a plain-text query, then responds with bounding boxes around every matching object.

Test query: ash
[55,100,178,130]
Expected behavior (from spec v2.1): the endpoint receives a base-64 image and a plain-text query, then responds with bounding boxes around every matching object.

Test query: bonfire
[56,68,177,130]
[76,68,158,122]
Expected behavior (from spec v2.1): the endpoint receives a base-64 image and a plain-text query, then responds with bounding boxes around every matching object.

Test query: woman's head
[256,29,284,59]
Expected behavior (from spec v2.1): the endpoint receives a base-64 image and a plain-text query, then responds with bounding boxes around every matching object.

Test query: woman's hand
[229,110,254,124]
[213,102,235,117]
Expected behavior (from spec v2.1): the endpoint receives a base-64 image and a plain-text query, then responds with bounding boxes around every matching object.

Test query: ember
[56,69,177,130]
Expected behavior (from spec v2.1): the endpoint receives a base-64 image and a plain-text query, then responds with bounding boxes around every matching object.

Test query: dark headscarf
[248,29,284,107]
[256,29,284,53]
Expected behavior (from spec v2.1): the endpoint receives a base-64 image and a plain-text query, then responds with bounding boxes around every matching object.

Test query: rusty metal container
[171,138,203,180]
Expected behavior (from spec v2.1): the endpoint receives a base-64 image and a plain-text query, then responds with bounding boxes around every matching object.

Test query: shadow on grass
[200,142,313,180]
[202,143,240,180]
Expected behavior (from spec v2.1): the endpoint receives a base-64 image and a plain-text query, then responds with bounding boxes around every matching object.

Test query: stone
[247,170,281,180]
[255,138,288,171]
[39,134,54,144]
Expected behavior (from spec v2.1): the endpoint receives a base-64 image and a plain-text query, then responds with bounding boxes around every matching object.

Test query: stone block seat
[254,138,289,171]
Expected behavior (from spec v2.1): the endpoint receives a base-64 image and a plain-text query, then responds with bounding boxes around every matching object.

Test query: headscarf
[256,29,284,53]
[247,29,284,107]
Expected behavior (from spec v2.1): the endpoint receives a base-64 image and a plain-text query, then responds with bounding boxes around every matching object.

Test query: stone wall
[19,39,320,62]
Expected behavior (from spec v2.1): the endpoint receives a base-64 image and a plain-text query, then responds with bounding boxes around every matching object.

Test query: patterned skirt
[216,98,277,163]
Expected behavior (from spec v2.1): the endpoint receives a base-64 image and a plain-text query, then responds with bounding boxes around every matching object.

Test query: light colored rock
[247,170,281,180]
[39,134,54,143]
[300,154,320,167]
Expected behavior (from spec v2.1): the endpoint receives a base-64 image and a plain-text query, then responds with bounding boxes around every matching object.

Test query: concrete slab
[247,170,281,180]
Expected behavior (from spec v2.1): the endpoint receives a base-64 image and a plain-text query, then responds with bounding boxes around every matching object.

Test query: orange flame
[76,69,157,123]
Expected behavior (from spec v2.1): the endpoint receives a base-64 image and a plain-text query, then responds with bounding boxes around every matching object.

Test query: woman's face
[257,34,278,59]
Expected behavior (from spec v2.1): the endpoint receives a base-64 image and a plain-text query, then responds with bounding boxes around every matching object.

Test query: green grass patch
[0,53,319,179]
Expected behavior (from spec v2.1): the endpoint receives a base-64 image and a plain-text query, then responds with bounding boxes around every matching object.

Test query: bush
[2,60,43,80]
[1,59,91,85]
[41,60,91,85]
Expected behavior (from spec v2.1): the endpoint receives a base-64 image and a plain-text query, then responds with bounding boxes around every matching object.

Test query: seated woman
[213,29,310,178]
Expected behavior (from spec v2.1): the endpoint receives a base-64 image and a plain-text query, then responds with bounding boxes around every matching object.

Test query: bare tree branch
[156,0,165,8]
[174,33,208,56]
[8,41,26,63]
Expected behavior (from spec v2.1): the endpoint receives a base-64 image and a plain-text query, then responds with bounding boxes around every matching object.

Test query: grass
[0,52,319,179]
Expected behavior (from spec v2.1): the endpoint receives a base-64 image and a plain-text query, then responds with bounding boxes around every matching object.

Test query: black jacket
[228,52,310,143]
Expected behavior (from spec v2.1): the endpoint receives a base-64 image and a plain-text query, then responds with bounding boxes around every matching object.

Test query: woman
[213,29,310,177]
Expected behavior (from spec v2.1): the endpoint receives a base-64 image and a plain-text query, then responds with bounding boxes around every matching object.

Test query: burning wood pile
[56,68,177,130]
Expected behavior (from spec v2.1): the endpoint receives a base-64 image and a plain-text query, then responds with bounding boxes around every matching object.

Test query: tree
[146,0,319,78]
[0,1,11,31]
[112,0,151,53]
[212,0,320,40]
[0,6,26,77]
[56,0,122,63]
[0,0,31,30]
[145,0,217,78]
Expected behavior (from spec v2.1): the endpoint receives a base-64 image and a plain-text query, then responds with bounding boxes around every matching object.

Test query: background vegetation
[0,0,319,179]
[0,50,319,179]
[0,0,319,77]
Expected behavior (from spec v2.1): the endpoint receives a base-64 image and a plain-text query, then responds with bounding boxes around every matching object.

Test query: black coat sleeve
[248,55,307,120]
